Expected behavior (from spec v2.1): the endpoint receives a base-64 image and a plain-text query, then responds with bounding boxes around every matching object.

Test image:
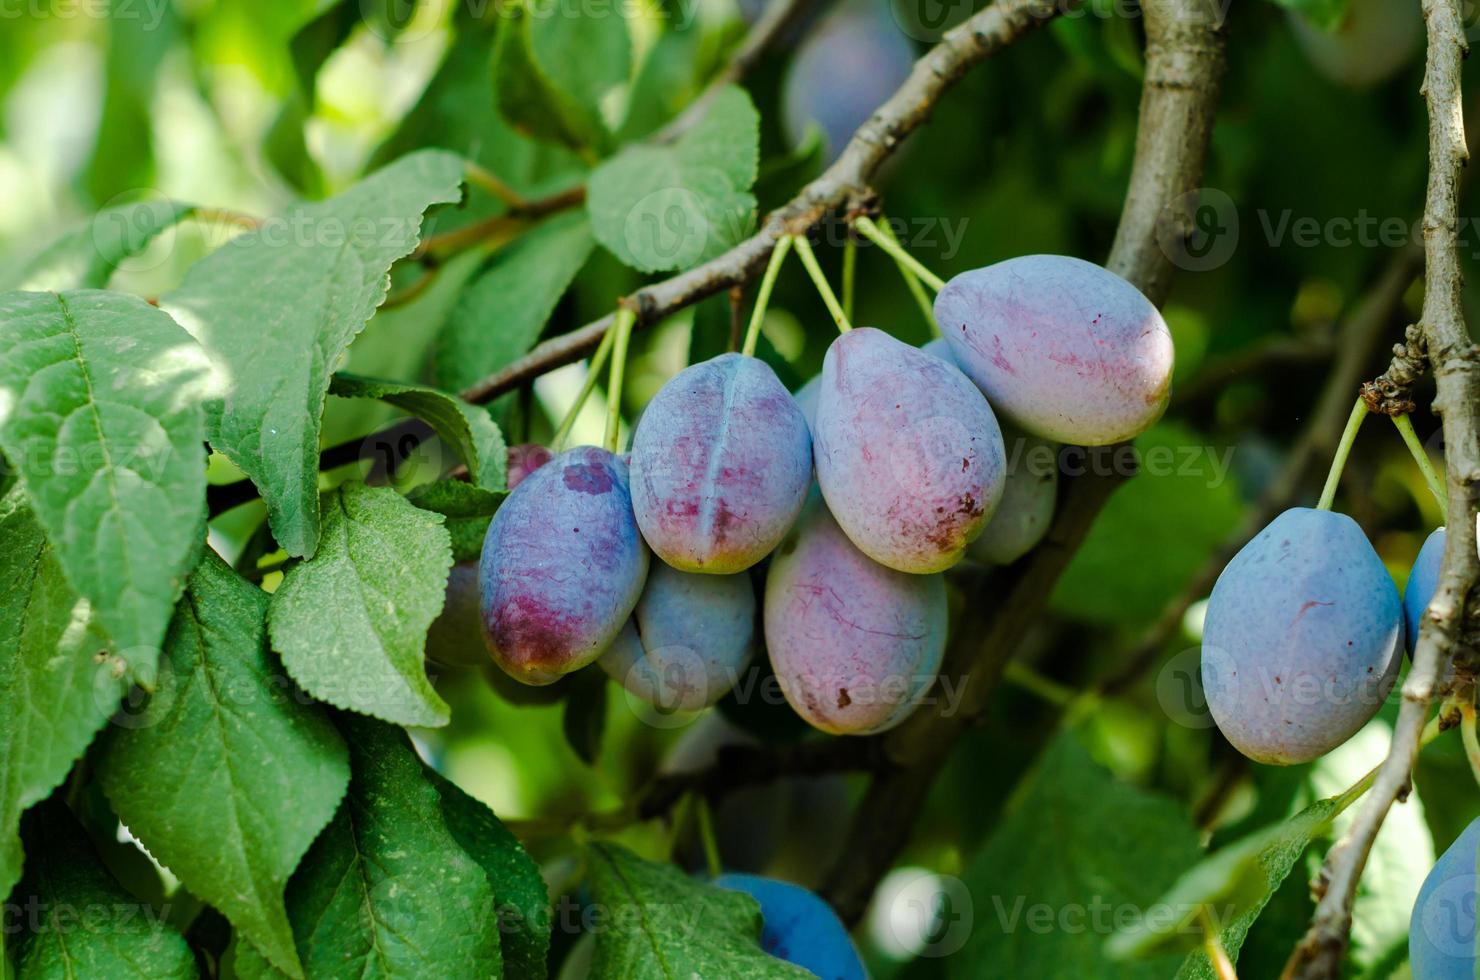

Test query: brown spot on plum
[837,688,852,708]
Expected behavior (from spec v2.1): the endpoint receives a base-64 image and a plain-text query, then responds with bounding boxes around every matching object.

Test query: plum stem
[860,215,941,335]
[741,236,793,357]
[842,235,857,323]
[551,325,618,451]
[694,796,724,879]
[853,215,948,293]
[462,161,527,210]
[1461,702,1480,790]
[605,307,637,452]
[1391,413,1447,508]
[1199,907,1238,980]
[1315,398,1369,511]
[791,235,852,332]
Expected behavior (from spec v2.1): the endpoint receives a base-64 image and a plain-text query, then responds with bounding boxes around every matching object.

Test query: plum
[507,442,553,490]
[425,561,485,668]
[935,254,1174,445]
[479,446,649,685]
[793,374,820,436]
[781,0,915,161]
[1410,816,1480,979]
[813,327,1005,573]
[598,561,756,711]
[713,873,866,980]
[1289,0,1421,90]
[1405,527,1445,653]
[1201,507,1402,765]
[630,353,812,574]
[969,430,1059,565]
[764,499,946,734]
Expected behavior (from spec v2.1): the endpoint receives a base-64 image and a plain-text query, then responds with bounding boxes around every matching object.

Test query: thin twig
[454,0,1075,406]
[1283,1,1480,975]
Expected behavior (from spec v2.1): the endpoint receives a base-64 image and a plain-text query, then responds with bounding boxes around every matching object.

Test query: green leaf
[434,211,594,392]
[587,87,759,272]
[1106,804,1336,968]
[585,842,815,978]
[267,482,454,727]
[0,289,214,657]
[0,200,196,293]
[0,487,133,902]
[492,0,631,152]
[1051,423,1242,626]
[9,800,196,979]
[406,479,502,563]
[430,769,552,978]
[370,7,585,231]
[562,667,608,766]
[950,733,1203,979]
[234,716,503,979]
[1266,0,1351,31]
[1106,740,1399,979]
[161,150,465,558]
[96,551,351,980]
[83,5,181,206]
[329,374,508,491]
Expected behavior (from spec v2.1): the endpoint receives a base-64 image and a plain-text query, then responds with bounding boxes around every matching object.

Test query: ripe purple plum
[1289,0,1421,90]
[1201,507,1402,765]
[479,446,649,685]
[969,430,1058,565]
[781,0,915,162]
[426,561,485,668]
[764,500,946,734]
[630,353,812,574]
[813,327,1005,573]
[598,561,756,711]
[1410,816,1480,979]
[507,443,553,490]
[792,374,820,436]
[935,255,1174,445]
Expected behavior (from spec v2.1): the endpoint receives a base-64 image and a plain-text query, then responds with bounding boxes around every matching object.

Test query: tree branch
[1283,1,1480,975]
[456,0,1073,406]
[204,0,1073,519]
[818,0,1229,925]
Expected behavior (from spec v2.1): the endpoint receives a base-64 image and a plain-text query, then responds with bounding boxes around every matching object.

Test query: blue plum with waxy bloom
[1405,527,1445,653]
[1201,507,1402,765]
[479,446,649,685]
[631,353,813,574]
[714,873,866,980]
[935,254,1174,446]
[781,0,915,162]
[814,327,1005,574]
[598,560,756,711]
[1410,816,1480,979]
